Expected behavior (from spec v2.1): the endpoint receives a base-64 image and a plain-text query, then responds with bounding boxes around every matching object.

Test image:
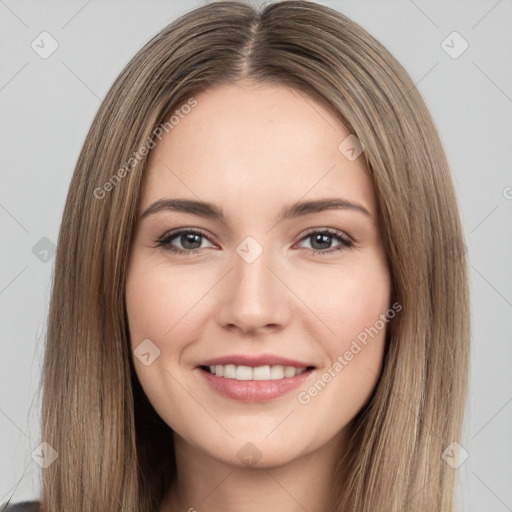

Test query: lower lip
[197,367,313,402]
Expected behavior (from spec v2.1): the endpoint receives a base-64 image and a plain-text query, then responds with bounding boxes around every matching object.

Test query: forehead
[139,81,377,219]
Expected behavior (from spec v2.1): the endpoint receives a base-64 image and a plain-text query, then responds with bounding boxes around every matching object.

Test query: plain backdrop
[1,0,511,510]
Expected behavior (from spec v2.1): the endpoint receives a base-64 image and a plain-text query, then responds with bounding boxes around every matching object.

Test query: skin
[125,79,392,512]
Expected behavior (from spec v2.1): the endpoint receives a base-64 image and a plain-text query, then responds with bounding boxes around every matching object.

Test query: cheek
[303,260,391,352]
[125,259,208,346]
[124,260,203,429]
[296,259,391,415]
[298,262,391,425]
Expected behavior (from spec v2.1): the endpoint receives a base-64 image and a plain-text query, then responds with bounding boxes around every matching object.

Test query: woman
[2,1,470,511]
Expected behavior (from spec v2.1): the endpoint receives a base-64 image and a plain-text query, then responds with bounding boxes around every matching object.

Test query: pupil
[312,233,331,250]
[182,233,201,249]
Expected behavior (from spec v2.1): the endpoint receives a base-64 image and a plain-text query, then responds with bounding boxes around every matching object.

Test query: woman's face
[125,80,392,468]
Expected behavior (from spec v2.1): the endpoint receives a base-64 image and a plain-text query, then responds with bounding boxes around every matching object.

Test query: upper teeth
[208,364,306,380]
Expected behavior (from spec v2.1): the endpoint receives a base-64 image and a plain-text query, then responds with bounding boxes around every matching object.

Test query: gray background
[1,0,511,509]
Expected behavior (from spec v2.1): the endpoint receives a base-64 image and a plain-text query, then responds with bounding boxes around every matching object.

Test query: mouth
[195,355,316,402]
[199,364,315,381]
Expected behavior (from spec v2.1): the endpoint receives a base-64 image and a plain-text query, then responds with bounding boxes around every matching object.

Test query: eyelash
[153,227,353,257]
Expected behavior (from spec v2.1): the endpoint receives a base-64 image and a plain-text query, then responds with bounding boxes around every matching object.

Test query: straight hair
[38,1,470,511]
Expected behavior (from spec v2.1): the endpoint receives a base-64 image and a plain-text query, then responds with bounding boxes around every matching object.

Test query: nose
[215,244,291,335]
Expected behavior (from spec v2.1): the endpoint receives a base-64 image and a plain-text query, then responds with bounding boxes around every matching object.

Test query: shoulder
[0,502,40,511]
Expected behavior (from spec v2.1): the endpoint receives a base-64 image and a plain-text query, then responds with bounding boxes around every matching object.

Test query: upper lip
[197,354,315,369]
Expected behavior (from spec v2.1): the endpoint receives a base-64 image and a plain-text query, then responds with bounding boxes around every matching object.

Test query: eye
[296,228,353,256]
[153,227,353,257]
[153,228,216,256]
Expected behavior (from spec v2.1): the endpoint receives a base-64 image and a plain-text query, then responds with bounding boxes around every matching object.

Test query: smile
[202,364,308,380]
[196,355,316,402]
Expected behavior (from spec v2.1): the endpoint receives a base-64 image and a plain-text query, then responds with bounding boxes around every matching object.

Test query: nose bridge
[235,242,274,300]
[216,236,290,331]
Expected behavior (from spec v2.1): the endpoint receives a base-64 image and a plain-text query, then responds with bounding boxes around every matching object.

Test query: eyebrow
[140,197,371,221]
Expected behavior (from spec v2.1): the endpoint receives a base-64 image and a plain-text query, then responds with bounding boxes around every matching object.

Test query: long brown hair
[39,1,470,510]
